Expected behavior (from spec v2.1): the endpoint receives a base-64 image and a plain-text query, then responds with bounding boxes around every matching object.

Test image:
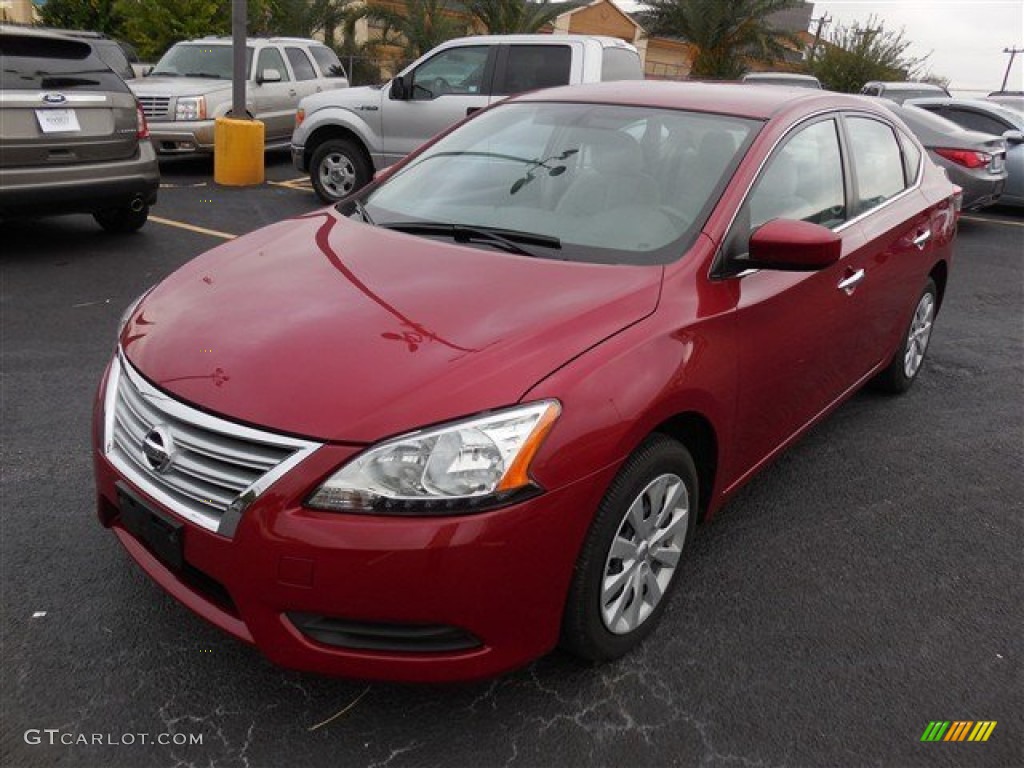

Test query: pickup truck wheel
[311,139,371,203]
[93,203,149,234]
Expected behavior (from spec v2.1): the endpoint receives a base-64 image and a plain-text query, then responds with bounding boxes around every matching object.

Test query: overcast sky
[617,0,1023,93]
[811,1,1023,92]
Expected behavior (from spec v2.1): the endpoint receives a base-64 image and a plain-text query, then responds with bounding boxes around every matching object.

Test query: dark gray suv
[0,26,160,232]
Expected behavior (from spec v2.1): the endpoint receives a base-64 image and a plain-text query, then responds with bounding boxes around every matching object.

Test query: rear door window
[310,45,347,78]
[0,33,128,92]
[601,48,642,81]
[845,116,907,215]
[285,47,317,81]
[494,45,571,95]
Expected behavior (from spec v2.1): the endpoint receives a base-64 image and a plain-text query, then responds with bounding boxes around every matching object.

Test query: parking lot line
[268,178,314,192]
[961,214,1024,227]
[150,215,237,240]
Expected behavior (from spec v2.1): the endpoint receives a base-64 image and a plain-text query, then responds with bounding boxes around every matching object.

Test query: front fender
[291,105,382,159]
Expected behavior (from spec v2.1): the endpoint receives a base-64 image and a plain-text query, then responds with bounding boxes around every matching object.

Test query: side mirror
[257,68,282,84]
[389,76,408,100]
[746,219,841,271]
[1002,129,1024,144]
[142,65,154,77]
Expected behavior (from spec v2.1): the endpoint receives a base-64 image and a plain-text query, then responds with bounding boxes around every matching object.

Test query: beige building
[0,0,38,24]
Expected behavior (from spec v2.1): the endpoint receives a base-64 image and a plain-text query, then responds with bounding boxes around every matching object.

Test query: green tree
[115,0,272,60]
[464,0,569,34]
[808,17,934,93]
[641,0,803,80]
[362,0,466,60]
[37,0,123,36]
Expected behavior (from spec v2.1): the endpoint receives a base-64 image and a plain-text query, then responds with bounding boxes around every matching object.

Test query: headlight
[117,286,154,337]
[175,96,207,121]
[307,401,561,515]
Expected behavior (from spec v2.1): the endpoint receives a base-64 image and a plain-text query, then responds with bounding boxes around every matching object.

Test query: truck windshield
[361,101,759,265]
[152,44,253,80]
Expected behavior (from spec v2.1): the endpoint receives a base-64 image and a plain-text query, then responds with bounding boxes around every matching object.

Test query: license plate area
[35,108,81,134]
[117,484,184,571]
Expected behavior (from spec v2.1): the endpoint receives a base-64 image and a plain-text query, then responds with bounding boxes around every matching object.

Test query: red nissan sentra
[93,82,957,682]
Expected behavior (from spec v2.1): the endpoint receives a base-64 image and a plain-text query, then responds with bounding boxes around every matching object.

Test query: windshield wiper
[149,71,180,76]
[379,222,561,258]
[183,72,227,79]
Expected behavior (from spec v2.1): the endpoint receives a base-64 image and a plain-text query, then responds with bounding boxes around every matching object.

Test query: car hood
[130,77,231,97]
[301,85,381,114]
[121,209,662,443]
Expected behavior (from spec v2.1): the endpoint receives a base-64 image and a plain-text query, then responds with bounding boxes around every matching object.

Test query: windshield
[152,43,253,79]
[360,102,759,265]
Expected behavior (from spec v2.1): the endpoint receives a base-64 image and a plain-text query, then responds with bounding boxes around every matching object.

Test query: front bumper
[147,119,216,154]
[291,143,307,173]
[92,362,612,682]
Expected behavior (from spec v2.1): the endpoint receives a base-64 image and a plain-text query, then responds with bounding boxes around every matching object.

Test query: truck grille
[104,355,321,536]
[137,96,170,119]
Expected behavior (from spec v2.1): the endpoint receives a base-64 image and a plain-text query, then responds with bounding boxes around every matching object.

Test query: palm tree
[642,0,804,80]
[362,0,467,60]
[464,0,570,34]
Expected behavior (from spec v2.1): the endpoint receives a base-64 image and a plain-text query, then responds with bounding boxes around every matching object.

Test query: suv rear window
[601,47,642,82]
[0,33,128,92]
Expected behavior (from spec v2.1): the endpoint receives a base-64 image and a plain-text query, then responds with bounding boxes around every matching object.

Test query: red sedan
[93,82,957,682]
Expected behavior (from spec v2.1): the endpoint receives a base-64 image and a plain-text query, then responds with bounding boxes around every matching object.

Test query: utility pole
[1000,46,1023,92]
[232,0,247,119]
[808,14,831,64]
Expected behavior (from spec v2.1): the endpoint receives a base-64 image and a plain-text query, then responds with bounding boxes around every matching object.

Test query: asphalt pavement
[1,152,1022,768]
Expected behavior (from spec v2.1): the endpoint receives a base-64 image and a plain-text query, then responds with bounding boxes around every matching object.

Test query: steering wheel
[429,77,452,96]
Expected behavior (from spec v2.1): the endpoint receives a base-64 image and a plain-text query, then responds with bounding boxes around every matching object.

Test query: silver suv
[0,26,159,232]
[131,37,348,154]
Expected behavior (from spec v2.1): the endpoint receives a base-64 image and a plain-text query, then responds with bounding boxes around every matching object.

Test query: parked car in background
[291,35,643,202]
[861,81,950,103]
[986,91,1024,113]
[879,101,1007,210]
[742,72,822,88]
[131,37,348,155]
[96,82,957,682]
[908,97,1024,207]
[0,26,159,232]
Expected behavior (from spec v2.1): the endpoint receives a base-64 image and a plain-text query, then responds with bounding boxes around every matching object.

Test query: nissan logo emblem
[42,93,67,104]
[142,425,175,473]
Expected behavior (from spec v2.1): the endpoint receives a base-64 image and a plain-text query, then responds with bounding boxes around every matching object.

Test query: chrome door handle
[912,229,931,250]
[837,268,865,295]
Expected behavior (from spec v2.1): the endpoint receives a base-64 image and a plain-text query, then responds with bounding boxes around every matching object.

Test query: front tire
[310,139,371,203]
[561,434,698,661]
[872,277,938,394]
[93,204,149,234]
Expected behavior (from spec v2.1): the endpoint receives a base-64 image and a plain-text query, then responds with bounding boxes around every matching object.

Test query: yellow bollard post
[214,117,265,186]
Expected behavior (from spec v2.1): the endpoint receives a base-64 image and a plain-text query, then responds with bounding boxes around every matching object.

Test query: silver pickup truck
[131,36,348,154]
[291,34,642,202]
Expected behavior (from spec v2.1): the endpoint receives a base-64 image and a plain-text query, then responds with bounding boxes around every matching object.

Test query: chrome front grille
[104,355,321,536]
[137,96,170,119]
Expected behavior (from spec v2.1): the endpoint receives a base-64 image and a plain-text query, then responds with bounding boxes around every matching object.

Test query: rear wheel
[93,203,149,234]
[561,434,697,661]
[310,139,371,203]
[872,278,938,393]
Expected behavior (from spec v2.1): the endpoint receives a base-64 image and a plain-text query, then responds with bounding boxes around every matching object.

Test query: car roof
[512,80,884,121]
[441,34,635,49]
[865,81,947,91]
[743,72,819,81]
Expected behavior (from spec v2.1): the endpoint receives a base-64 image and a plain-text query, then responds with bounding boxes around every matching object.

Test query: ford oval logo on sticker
[42,93,67,104]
